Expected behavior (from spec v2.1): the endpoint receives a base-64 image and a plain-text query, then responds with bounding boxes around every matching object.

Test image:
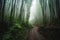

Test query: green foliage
[1,0,60,40]
[2,19,32,40]
[2,10,32,40]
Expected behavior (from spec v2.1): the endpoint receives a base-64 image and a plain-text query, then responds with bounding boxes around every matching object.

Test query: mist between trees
[0,0,60,40]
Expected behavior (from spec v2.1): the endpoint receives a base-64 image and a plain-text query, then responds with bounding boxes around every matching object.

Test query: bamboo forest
[0,0,60,40]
